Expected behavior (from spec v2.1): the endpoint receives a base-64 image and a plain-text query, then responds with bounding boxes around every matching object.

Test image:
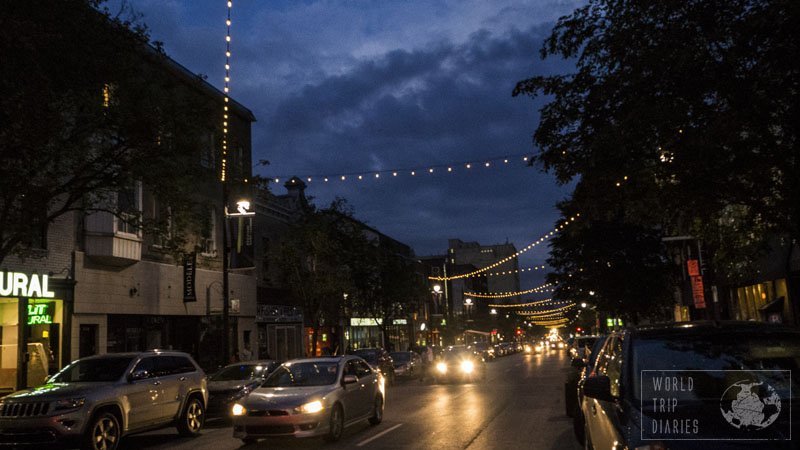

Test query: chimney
[284,176,308,208]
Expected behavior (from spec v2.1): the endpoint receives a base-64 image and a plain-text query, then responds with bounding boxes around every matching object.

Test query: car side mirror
[583,375,614,402]
[342,374,358,385]
[571,357,586,368]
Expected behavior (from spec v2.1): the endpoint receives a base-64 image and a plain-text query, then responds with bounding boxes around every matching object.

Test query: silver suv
[0,350,207,450]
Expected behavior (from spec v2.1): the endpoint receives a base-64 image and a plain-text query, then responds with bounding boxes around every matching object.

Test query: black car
[471,342,495,361]
[565,336,606,418]
[352,348,396,385]
[206,360,278,418]
[581,321,799,449]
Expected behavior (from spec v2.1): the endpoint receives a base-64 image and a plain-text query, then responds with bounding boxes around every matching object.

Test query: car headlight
[460,360,474,373]
[436,362,448,374]
[53,398,86,411]
[297,400,323,414]
[231,403,247,416]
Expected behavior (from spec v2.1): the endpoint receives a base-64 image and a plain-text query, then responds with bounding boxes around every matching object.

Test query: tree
[0,0,217,264]
[514,0,799,311]
[276,201,359,356]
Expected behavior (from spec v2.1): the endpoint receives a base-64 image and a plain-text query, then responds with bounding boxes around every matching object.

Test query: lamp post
[222,199,254,365]
[464,298,473,322]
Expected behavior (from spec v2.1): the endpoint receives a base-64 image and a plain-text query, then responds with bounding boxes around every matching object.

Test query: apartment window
[200,132,216,169]
[116,183,141,236]
[152,203,173,248]
[200,206,217,256]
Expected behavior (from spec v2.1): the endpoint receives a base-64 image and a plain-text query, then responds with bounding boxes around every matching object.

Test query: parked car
[471,342,496,361]
[565,336,606,418]
[571,335,607,441]
[568,335,601,360]
[231,356,384,444]
[351,348,395,385]
[432,345,487,383]
[581,322,799,449]
[207,360,278,418]
[0,350,207,450]
[389,351,422,378]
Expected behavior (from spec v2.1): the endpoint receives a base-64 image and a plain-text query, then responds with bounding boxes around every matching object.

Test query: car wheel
[324,404,344,442]
[177,397,205,437]
[83,411,121,450]
[368,395,384,425]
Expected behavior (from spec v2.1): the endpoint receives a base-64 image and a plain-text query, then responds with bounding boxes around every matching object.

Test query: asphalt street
[120,349,581,450]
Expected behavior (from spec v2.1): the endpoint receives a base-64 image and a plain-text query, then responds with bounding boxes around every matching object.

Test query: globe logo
[719,380,781,430]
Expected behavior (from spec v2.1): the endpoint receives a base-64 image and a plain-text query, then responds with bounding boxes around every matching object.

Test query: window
[116,183,141,236]
[102,83,117,108]
[133,357,156,379]
[200,132,216,169]
[151,202,173,248]
[200,206,217,256]
[355,360,372,377]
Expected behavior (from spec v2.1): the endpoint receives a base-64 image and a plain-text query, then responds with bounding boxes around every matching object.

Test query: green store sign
[27,303,54,325]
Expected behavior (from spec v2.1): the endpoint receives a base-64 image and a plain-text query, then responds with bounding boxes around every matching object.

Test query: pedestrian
[240,342,253,361]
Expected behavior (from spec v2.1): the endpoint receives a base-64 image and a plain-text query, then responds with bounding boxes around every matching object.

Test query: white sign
[350,318,382,326]
[392,319,408,325]
[0,272,56,298]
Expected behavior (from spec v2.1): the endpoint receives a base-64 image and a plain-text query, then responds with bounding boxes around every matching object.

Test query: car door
[354,360,377,417]
[152,356,184,422]
[340,360,362,420]
[584,336,625,448]
[126,357,161,429]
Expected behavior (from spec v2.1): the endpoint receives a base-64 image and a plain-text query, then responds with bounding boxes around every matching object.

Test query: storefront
[0,271,73,393]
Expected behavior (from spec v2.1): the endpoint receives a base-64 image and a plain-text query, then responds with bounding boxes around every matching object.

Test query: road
[121,349,581,450]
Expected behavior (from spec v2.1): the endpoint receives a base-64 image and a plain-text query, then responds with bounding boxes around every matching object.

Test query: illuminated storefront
[0,271,73,393]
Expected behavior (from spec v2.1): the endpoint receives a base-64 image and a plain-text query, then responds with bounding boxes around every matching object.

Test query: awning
[759,296,785,314]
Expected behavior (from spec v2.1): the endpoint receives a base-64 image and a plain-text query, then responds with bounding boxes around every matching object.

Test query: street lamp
[222,197,255,365]
[464,298,473,322]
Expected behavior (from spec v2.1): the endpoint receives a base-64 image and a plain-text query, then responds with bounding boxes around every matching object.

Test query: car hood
[3,382,110,402]
[244,386,335,409]
[208,379,258,393]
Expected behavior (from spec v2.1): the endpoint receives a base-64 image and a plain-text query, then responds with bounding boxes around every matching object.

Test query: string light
[264,154,534,184]
[220,0,233,182]
[429,214,580,281]
[487,298,571,308]
[466,283,553,299]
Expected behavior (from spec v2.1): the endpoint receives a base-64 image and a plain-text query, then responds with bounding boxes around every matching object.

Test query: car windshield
[390,352,410,363]
[442,347,471,360]
[262,362,339,387]
[211,363,271,381]
[50,356,135,383]
[353,350,378,363]
[631,332,800,402]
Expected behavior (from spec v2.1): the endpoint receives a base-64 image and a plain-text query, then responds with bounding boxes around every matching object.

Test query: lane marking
[356,423,403,447]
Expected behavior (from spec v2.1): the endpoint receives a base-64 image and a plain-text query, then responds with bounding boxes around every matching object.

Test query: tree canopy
[515,0,798,314]
[0,0,218,264]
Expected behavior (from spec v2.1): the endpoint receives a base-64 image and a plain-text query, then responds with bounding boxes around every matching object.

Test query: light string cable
[221,0,233,182]
[429,214,580,281]
[269,154,533,184]
[465,283,553,299]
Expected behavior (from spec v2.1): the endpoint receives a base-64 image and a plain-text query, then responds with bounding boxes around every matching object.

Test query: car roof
[626,320,800,338]
[282,357,347,365]
[222,360,276,367]
[77,350,194,360]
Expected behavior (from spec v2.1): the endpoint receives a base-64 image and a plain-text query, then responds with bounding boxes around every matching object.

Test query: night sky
[114,0,581,289]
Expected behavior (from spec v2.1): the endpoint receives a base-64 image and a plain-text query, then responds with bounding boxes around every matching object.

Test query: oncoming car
[207,360,278,418]
[432,345,487,383]
[231,356,384,444]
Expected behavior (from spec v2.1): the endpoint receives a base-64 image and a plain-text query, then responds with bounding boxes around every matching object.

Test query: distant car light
[558,342,565,349]
[460,360,474,373]
[231,403,246,416]
[524,344,532,353]
[299,400,323,414]
[436,362,448,374]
